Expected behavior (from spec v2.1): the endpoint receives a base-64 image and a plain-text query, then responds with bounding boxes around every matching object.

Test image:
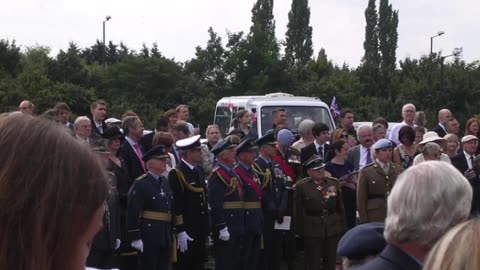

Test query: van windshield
[260,106,334,135]
[214,106,233,137]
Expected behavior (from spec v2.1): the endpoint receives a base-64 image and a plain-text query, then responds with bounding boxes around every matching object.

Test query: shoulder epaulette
[135,174,148,181]
[294,177,310,187]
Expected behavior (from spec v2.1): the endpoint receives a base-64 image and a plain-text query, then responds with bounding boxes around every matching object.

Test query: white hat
[176,135,202,150]
[461,135,479,143]
[419,131,445,145]
[105,117,122,125]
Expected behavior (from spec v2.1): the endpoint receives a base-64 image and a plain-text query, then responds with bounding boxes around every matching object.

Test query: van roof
[217,92,327,106]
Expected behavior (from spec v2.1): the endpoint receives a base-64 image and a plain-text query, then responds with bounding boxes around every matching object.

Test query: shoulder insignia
[326,176,339,182]
[289,147,301,155]
[135,174,148,181]
[363,163,375,169]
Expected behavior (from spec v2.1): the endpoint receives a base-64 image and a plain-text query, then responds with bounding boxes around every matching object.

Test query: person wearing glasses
[18,100,34,115]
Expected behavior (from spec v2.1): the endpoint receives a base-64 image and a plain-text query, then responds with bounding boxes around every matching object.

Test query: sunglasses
[340,134,349,138]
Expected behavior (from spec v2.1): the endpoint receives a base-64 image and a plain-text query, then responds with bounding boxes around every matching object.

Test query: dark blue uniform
[168,161,209,270]
[234,162,263,270]
[208,162,245,270]
[127,172,174,270]
[253,156,288,270]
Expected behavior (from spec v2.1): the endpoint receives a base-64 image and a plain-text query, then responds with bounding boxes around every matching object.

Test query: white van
[213,92,335,137]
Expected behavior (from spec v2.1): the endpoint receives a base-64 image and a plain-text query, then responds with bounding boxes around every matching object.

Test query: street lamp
[440,47,462,95]
[430,31,445,55]
[103,15,111,68]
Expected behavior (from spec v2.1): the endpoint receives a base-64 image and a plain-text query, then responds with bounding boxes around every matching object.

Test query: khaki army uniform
[295,177,345,270]
[357,161,403,224]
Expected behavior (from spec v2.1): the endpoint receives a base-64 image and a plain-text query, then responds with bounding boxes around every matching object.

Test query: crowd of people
[2,98,480,270]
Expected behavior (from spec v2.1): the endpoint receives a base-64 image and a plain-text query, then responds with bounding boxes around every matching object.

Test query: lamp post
[430,31,445,55]
[440,47,462,96]
[103,15,111,68]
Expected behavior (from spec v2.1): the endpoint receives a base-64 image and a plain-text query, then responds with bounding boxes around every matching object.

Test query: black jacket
[452,152,480,214]
[300,142,331,164]
[354,244,422,270]
[120,141,146,183]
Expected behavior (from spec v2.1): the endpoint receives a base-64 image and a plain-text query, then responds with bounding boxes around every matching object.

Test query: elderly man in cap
[208,135,244,270]
[295,155,345,270]
[272,128,303,270]
[355,161,472,270]
[337,223,386,269]
[233,138,263,270]
[452,135,480,214]
[357,139,403,224]
[168,135,209,270]
[127,145,174,270]
[253,131,288,270]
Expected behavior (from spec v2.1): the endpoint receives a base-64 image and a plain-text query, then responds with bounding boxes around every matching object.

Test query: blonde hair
[424,218,480,270]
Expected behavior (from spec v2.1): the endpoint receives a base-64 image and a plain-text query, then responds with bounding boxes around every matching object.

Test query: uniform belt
[244,202,261,209]
[142,211,172,221]
[305,209,336,217]
[368,194,385,199]
[223,201,244,209]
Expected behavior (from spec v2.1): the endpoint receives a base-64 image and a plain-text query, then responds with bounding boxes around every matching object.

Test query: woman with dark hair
[325,140,357,229]
[230,110,258,140]
[0,113,109,270]
[164,109,178,132]
[393,125,417,169]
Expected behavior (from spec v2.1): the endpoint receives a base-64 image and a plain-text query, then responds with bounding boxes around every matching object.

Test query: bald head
[19,100,34,115]
[438,109,452,125]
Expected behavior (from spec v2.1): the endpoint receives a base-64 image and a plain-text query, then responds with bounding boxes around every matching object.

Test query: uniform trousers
[87,249,117,269]
[174,236,206,270]
[140,246,170,270]
[242,233,261,270]
[304,235,340,270]
[213,234,243,270]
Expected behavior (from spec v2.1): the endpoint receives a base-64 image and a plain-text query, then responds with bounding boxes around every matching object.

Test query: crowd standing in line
[3,98,480,270]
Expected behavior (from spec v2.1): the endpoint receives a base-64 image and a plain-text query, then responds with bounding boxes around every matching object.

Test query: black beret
[142,145,169,162]
[211,136,240,156]
[337,222,386,259]
[303,155,325,171]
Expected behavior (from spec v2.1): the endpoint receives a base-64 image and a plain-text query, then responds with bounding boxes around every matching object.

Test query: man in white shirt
[74,116,92,144]
[176,104,200,135]
[348,125,375,171]
[388,103,416,145]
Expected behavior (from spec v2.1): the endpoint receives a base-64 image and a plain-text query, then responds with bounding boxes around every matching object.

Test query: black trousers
[242,233,261,270]
[140,246,170,270]
[119,253,139,270]
[213,234,243,270]
[303,235,340,270]
[86,249,118,269]
[174,236,206,270]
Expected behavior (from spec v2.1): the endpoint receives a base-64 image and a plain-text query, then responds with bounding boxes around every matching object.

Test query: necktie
[470,156,475,170]
[133,144,146,172]
[318,145,324,160]
[366,148,372,165]
[97,124,103,134]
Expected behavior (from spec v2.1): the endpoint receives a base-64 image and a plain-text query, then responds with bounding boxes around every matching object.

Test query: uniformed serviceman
[295,155,345,270]
[168,135,209,270]
[208,135,244,270]
[272,128,303,270]
[233,138,262,270]
[356,138,404,224]
[253,131,288,270]
[127,145,174,270]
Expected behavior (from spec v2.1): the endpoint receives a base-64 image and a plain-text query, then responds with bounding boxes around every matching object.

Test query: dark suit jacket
[90,118,108,135]
[300,142,331,164]
[347,145,361,172]
[432,124,447,138]
[452,152,480,214]
[120,141,146,183]
[139,131,155,152]
[354,244,422,270]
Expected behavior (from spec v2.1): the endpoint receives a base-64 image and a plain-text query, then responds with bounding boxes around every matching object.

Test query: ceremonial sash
[235,167,262,198]
[216,167,244,198]
[272,155,296,182]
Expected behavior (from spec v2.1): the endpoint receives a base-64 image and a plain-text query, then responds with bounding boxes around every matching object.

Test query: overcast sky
[1,0,478,67]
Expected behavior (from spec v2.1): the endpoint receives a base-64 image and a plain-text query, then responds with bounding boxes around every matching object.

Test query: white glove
[115,239,121,250]
[131,239,144,252]
[177,231,194,253]
[219,227,230,241]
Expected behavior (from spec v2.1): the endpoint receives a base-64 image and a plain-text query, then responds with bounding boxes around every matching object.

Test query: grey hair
[122,116,140,135]
[402,103,416,112]
[356,125,373,140]
[384,161,472,247]
[422,142,441,156]
[74,116,91,129]
[297,119,315,138]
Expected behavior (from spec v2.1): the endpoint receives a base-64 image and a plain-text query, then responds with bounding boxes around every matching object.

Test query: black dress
[324,161,357,229]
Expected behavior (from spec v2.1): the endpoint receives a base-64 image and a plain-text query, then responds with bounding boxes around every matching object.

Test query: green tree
[0,39,22,77]
[48,42,89,85]
[285,0,313,71]
[106,41,119,64]
[378,0,398,74]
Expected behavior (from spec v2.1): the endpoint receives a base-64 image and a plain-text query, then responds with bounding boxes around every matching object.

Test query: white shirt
[314,140,327,160]
[388,121,417,145]
[359,145,372,169]
[187,122,195,135]
[464,151,475,169]
[182,158,195,170]
[124,136,138,149]
[438,123,447,133]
